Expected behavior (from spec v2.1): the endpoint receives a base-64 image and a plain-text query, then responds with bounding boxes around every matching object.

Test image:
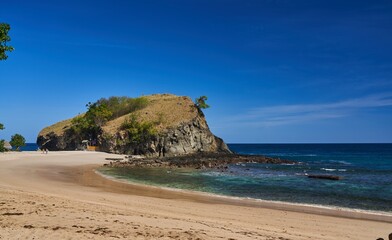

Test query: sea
[22,143,392,212]
[19,143,40,151]
[99,144,392,213]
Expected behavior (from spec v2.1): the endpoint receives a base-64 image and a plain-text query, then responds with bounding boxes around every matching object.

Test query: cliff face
[37,94,231,157]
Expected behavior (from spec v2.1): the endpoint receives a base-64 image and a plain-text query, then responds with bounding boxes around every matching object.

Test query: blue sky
[1,0,392,143]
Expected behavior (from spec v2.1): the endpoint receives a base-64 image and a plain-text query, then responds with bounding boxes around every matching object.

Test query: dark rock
[106,152,295,170]
[2,212,24,216]
[307,175,343,180]
[99,116,231,157]
[37,131,80,151]
[105,158,124,161]
[38,117,231,157]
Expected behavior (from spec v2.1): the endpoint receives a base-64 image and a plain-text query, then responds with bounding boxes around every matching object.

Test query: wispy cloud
[229,93,392,127]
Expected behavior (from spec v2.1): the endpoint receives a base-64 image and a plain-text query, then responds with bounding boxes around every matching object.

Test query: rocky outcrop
[3,141,12,151]
[307,175,343,180]
[105,153,295,169]
[36,130,80,151]
[100,115,230,156]
[37,94,231,157]
[36,117,78,150]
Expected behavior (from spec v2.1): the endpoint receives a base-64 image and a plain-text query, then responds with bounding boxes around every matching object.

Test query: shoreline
[93,167,392,223]
[3,151,392,221]
[1,151,391,239]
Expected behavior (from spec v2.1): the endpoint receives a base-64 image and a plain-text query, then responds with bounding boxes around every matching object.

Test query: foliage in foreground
[0,23,14,60]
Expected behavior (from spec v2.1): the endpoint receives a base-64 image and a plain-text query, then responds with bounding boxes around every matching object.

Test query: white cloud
[228,93,392,127]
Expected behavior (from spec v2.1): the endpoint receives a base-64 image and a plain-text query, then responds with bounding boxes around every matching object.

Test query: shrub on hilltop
[96,96,149,119]
[120,114,157,145]
[70,96,149,143]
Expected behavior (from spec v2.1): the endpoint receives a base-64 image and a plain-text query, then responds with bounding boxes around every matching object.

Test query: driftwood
[307,175,342,180]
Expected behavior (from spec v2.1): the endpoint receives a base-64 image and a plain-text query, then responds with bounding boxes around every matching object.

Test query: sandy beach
[0,151,390,239]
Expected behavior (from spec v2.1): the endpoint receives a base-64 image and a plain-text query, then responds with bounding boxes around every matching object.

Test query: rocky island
[37,94,231,157]
[37,94,292,168]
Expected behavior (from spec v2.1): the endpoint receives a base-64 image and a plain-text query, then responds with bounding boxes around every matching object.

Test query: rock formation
[3,141,12,151]
[37,94,231,157]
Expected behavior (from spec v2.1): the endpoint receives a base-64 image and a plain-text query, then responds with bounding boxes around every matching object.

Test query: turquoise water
[98,144,391,212]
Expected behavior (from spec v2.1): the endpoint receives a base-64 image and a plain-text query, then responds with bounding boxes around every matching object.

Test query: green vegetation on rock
[85,102,113,127]
[121,114,157,145]
[70,96,149,142]
[195,96,210,116]
[10,134,26,151]
[195,96,210,110]
[0,23,14,60]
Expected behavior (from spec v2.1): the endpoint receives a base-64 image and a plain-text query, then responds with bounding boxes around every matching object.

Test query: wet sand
[0,151,391,239]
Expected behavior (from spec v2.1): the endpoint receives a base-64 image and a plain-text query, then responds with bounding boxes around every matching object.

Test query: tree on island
[0,23,14,60]
[85,102,113,127]
[195,96,210,109]
[0,123,4,130]
[10,134,26,151]
[71,102,113,142]
[195,96,210,116]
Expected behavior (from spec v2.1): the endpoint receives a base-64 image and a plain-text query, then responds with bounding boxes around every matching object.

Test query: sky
[1,0,392,143]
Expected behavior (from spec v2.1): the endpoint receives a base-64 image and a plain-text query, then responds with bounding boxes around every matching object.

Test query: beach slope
[0,152,390,239]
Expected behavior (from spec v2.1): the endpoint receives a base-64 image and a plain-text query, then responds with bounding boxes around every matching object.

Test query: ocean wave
[339,161,352,165]
[200,171,227,177]
[321,168,337,171]
[321,168,347,172]
[325,160,352,165]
